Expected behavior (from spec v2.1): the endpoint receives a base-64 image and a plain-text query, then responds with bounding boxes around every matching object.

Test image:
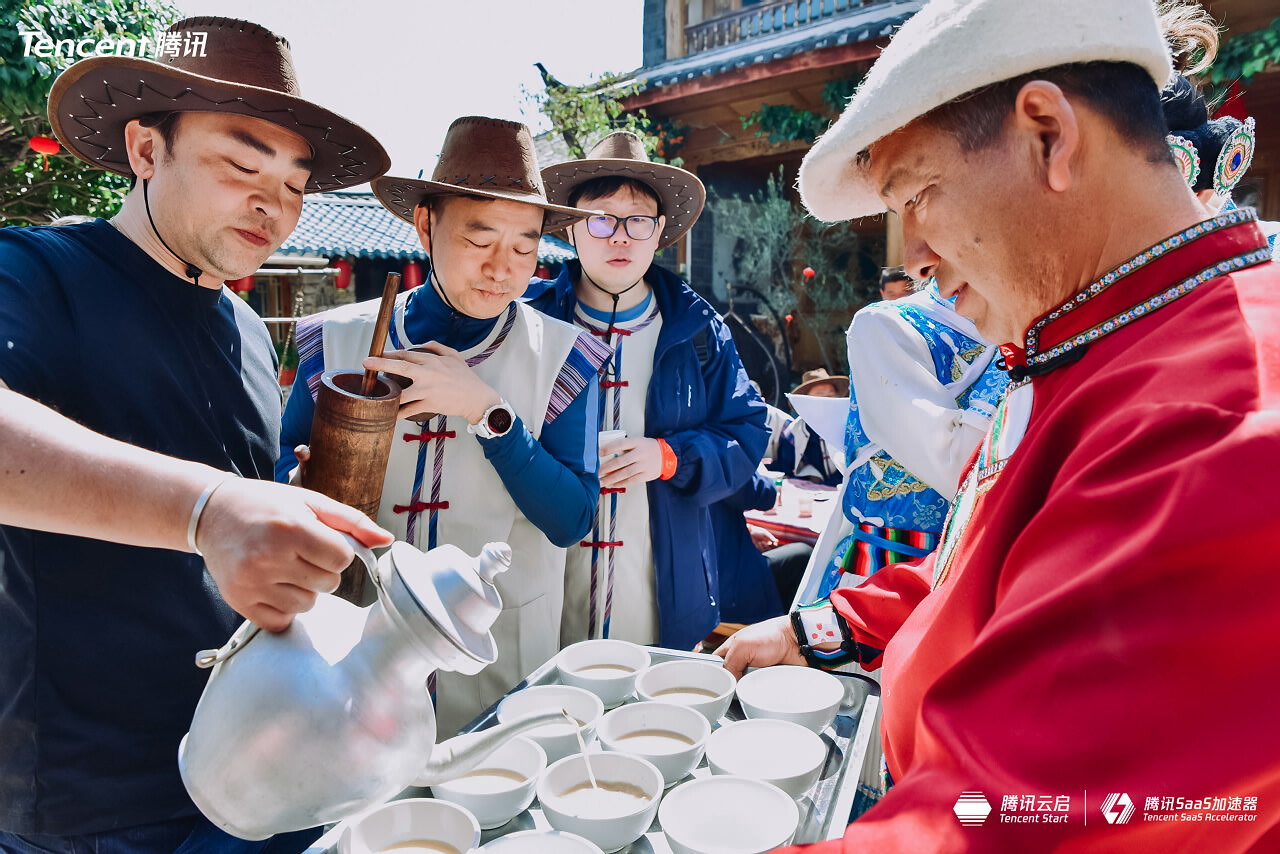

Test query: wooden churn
[299,273,403,603]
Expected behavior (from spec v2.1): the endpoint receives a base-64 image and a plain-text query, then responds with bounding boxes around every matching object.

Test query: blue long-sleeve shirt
[278,279,599,547]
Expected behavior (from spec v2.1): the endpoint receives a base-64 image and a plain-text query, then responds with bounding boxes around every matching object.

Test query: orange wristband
[656,438,678,480]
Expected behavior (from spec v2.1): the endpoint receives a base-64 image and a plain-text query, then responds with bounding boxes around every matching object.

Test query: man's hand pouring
[193,478,393,632]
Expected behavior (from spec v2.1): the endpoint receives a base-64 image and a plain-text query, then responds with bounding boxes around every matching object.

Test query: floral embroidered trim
[1024,209,1259,361]
[1028,246,1271,368]
[1214,117,1255,198]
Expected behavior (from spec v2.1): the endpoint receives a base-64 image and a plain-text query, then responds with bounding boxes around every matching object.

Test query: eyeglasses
[583,214,660,241]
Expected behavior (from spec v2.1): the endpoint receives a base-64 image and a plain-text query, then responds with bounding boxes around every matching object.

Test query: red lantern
[403,260,423,290]
[332,258,352,290]
[29,136,60,171]
[229,275,255,296]
[802,267,815,279]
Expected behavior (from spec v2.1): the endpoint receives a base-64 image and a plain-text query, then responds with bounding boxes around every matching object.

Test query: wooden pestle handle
[360,272,402,397]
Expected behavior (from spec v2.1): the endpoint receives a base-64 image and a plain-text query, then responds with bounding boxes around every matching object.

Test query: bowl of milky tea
[596,700,710,787]
[497,684,604,764]
[428,736,546,829]
[537,752,663,853]
[481,830,604,854]
[342,797,480,854]
[555,639,650,708]
[635,659,736,724]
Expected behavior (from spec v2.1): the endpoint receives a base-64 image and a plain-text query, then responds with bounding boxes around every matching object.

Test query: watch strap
[467,400,514,439]
[791,601,859,670]
[656,438,677,480]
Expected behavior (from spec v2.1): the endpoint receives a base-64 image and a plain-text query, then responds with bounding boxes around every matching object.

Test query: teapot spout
[413,709,568,788]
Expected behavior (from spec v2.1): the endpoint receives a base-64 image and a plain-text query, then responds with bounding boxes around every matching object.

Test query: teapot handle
[194,534,382,670]
[348,533,382,591]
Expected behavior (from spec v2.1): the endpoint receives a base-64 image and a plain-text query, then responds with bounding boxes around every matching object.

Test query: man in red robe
[717,0,1280,850]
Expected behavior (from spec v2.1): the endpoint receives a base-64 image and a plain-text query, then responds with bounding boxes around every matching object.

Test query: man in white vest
[279,117,610,734]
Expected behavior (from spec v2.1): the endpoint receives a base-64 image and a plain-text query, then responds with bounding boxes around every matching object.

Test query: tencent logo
[954,791,993,826]
[1101,792,1136,825]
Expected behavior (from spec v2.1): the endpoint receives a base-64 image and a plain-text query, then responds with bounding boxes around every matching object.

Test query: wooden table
[744,478,838,546]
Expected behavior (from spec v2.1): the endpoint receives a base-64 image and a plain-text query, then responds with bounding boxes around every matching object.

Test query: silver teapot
[178,538,564,840]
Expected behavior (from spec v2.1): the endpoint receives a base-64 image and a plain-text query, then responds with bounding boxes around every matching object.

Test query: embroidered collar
[1006,209,1269,375]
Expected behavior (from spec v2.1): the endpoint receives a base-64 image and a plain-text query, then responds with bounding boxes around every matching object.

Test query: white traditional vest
[319,292,582,734]
[561,299,662,647]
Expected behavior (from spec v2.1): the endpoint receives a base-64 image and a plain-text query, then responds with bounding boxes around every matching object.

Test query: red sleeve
[791,393,1280,851]
[827,557,934,671]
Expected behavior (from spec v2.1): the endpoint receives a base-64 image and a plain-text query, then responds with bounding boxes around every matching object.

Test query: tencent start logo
[954,791,993,826]
[1101,792,1136,825]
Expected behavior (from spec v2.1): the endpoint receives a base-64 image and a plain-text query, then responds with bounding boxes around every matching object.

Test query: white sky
[173,0,645,183]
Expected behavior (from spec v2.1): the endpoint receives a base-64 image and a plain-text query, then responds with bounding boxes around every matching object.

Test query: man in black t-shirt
[0,18,392,854]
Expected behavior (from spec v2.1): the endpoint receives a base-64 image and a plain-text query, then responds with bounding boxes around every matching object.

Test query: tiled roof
[278,192,423,260]
[539,233,577,264]
[534,132,572,170]
[636,0,922,89]
[277,191,578,265]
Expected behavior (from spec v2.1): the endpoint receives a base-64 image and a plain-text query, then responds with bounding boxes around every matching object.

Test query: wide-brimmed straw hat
[541,131,705,250]
[373,117,594,234]
[792,368,849,397]
[798,0,1173,222]
[47,16,389,192]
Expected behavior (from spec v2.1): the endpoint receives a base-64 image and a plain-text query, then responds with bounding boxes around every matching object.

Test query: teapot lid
[381,541,508,676]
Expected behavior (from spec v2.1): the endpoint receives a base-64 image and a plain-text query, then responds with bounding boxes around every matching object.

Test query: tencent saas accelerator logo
[954,791,993,826]
[1101,792,1136,825]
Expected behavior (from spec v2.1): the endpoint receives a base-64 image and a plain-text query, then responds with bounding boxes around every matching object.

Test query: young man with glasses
[529,132,768,651]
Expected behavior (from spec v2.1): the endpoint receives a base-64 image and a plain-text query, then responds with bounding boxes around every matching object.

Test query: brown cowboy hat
[47,17,389,192]
[540,131,706,250]
[792,368,850,397]
[372,117,594,235]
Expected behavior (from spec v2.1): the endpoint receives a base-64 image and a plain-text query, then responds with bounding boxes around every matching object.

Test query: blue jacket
[711,473,787,624]
[525,262,769,650]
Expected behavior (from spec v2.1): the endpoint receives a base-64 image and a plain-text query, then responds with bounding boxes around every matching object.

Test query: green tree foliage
[1,0,178,224]
[707,167,878,371]
[523,62,686,166]
[1208,18,1280,85]
[739,72,864,146]
[739,103,828,145]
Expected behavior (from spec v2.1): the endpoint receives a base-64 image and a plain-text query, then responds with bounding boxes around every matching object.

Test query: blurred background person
[877,265,915,301]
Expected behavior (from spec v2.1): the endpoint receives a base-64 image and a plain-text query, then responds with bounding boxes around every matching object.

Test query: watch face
[487,405,513,436]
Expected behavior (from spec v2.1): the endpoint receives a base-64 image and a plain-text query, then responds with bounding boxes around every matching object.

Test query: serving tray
[309,647,882,853]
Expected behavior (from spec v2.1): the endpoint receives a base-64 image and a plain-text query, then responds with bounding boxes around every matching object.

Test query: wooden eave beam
[624,39,883,111]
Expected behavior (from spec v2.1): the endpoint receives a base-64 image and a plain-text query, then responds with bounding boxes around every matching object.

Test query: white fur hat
[798,0,1174,222]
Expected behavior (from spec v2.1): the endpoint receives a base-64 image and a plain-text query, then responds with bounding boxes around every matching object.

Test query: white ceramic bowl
[344,797,480,854]
[706,718,826,799]
[634,659,736,724]
[497,685,604,764]
[536,752,663,853]
[596,700,710,787]
[481,829,604,854]
[430,736,547,830]
[735,665,844,733]
[659,776,799,854]
[556,640,650,708]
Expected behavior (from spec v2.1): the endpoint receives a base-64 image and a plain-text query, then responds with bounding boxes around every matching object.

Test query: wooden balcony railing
[684,0,881,56]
